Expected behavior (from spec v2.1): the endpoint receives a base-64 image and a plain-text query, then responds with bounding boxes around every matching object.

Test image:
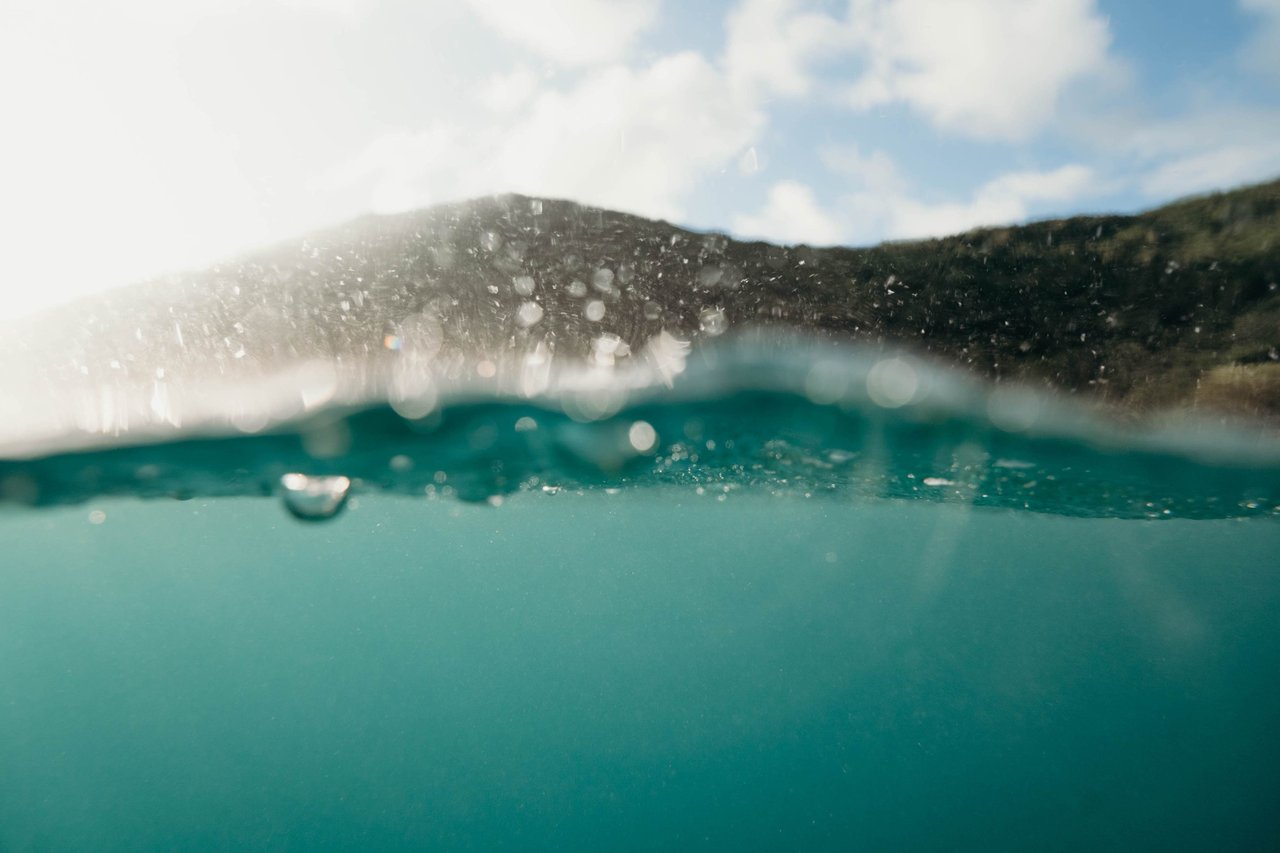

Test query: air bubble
[280,473,351,522]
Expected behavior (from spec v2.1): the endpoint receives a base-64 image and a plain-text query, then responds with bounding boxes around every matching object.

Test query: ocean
[2,340,1279,850]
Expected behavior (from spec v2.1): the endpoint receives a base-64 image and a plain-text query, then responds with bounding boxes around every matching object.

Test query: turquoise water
[2,344,1280,850]
[2,492,1279,850]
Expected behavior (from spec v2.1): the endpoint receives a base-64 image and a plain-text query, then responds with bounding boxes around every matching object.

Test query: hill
[8,178,1280,423]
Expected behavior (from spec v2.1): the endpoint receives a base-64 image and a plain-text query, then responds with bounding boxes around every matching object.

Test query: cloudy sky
[2,0,1278,316]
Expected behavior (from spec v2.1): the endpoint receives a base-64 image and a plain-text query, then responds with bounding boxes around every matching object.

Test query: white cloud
[885,164,1096,239]
[723,0,845,97]
[720,0,1115,138]
[466,0,659,66]
[317,126,467,212]
[1076,104,1280,200]
[843,0,1113,140]
[479,67,543,113]
[820,145,903,192]
[734,152,1096,246]
[323,52,763,221]
[980,165,1098,207]
[1140,142,1280,199]
[825,151,1103,238]
[732,180,846,244]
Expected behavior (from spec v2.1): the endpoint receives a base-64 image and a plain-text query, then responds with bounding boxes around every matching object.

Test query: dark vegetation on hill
[18,178,1280,420]
[723,178,1280,416]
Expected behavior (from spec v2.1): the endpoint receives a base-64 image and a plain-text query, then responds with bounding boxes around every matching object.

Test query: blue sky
[1,0,1278,316]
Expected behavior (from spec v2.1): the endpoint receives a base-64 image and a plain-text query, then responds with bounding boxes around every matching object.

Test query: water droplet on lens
[804,361,848,404]
[697,265,724,288]
[280,473,351,522]
[699,306,727,336]
[866,358,918,408]
[628,420,657,452]
[592,267,615,292]
[517,301,544,327]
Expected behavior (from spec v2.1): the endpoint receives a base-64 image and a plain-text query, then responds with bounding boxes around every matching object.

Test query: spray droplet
[699,306,728,336]
[280,473,351,522]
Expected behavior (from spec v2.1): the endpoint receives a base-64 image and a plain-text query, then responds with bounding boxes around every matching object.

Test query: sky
[1,0,1278,318]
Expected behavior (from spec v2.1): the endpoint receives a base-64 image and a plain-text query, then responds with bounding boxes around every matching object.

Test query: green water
[2,490,1279,850]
